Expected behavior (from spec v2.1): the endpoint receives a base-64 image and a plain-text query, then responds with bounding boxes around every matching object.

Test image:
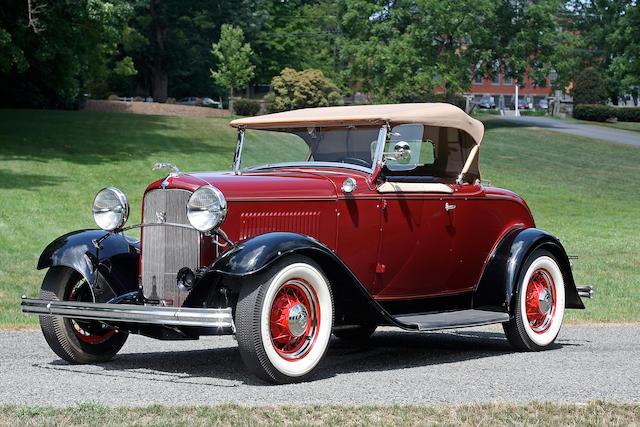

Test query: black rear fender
[38,230,140,302]
[472,228,584,313]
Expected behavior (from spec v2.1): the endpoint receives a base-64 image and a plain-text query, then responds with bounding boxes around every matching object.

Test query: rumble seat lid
[230,103,484,145]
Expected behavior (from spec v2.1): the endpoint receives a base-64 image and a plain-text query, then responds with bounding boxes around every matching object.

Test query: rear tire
[503,249,565,351]
[235,255,333,383]
[39,267,128,364]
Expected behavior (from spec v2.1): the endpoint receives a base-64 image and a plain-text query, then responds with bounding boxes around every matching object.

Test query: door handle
[445,202,456,212]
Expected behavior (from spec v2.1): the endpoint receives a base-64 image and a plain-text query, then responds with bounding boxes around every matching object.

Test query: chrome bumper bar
[576,286,594,299]
[21,297,235,331]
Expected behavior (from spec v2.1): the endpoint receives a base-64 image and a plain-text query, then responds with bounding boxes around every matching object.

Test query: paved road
[1,325,638,407]
[496,115,640,146]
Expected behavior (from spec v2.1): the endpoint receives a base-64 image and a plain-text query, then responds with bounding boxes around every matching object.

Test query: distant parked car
[478,98,496,109]
[538,99,548,110]
[176,97,221,108]
[510,99,529,110]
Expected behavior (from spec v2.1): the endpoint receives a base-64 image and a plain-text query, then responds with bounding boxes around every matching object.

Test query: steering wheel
[337,157,371,168]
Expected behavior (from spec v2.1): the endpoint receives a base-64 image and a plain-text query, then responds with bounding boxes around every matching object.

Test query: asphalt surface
[1,325,638,406]
[496,115,640,146]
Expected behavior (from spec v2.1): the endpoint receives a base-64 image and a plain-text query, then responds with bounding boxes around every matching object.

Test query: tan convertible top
[230,103,485,145]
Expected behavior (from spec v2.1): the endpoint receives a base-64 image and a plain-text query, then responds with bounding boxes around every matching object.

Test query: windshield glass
[240,126,381,170]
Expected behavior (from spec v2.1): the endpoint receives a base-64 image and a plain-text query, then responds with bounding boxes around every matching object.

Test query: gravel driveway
[1,325,638,407]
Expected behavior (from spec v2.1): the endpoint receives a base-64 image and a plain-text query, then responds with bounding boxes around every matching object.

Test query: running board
[394,309,509,331]
[21,297,235,332]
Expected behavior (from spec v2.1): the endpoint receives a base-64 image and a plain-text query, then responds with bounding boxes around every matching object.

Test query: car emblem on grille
[155,211,167,223]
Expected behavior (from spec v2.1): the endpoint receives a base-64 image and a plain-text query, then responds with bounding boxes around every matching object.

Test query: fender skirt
[188,232,414,329]
[472,228,585,313]
[38,229,140,303]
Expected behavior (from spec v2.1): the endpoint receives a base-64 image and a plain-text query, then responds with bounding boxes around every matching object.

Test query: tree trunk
[150,0,168,102]
[229,88,234,117]
[152,63,168,102]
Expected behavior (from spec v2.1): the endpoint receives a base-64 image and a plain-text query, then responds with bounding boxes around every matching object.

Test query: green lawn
[0,110,638,326]
[550,115,640,134]
[1,401,638,426]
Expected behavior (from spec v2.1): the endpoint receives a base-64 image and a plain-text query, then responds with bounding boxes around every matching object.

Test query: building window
[491,61,500,85]
[474,74,483,85]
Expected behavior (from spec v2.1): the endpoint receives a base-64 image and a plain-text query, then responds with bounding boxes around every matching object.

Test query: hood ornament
[153,162,183,188]
[153,162,183,177]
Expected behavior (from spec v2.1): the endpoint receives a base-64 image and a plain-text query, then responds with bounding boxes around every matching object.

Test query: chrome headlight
[186,185,227,232]
[92,187,129,231]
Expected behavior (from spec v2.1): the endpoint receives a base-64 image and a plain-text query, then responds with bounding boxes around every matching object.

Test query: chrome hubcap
[287,304,309,337]
[538,288,552,314]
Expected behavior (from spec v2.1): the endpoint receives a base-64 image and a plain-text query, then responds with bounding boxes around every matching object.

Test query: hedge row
[574,104,640,122]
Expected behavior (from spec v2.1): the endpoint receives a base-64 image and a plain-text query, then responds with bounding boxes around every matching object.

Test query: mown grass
[0,109,638,326]
[0,401,638,426]
[548,114,640,134]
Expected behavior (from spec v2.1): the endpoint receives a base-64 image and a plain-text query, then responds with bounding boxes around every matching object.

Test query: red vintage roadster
[22,103,592,383]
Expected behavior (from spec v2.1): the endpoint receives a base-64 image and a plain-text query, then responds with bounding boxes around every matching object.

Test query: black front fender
[472,228,584,313]
[38,229,140,301]
[185,232,407,328]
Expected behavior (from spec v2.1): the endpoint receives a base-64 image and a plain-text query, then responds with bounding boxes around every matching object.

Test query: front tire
[39,267,128,364]
[235,256,333,383]
[503,249,565,351]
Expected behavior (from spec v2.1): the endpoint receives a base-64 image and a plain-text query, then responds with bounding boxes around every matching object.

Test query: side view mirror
[383,141,411,162]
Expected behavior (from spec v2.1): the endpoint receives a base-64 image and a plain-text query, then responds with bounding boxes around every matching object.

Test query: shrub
[615,107,640,122]
[571,67,608,105]
[133,96,143,102]
[233,98,261,116]
[573,104,617,122]
[486,109,500,115]
[267,68,343,113]
[107,94,119,101]
[165,97,176,104]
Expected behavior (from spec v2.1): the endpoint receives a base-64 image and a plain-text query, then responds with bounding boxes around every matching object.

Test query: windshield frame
[232,125,388,175]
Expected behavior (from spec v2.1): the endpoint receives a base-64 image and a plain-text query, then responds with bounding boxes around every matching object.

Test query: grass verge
[0,110,638,326]
[1,401,639,426]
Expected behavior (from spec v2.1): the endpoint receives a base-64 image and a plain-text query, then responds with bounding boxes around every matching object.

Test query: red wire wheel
[268,279,320,360]
[67,278,115,345]
[503,249,565,351]
[524,268,557,334]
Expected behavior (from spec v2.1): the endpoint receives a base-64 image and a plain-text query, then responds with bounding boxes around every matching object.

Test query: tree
[609,2,640,99]
[488,0,564,89]
[562,0,633,104]
[252,0,342,84]
[571,66,608,105]
[124,0,267,102]
[0,0,133,108]
[266,68,343,112]
[210,24,255,115]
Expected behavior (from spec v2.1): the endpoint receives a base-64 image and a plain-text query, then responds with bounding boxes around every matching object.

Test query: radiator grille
[240,211,321,240]
[141,189,199,306]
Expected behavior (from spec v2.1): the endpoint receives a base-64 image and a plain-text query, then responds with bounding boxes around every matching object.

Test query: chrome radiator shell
[141,189,200,306]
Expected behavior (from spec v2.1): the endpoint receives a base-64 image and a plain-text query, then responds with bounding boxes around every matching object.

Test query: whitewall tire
[503,249,565,351]
[235,255,333,383]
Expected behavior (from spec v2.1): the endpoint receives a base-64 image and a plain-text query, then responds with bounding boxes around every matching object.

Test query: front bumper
[21,297,235,333]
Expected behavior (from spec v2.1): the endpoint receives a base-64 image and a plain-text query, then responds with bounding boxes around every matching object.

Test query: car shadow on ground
[41,328,564,386]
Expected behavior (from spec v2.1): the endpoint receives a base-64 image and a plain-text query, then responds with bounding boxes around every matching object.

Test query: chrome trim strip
[233,128,245,174]
[21,298,235,330]
[243,162,372,174]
